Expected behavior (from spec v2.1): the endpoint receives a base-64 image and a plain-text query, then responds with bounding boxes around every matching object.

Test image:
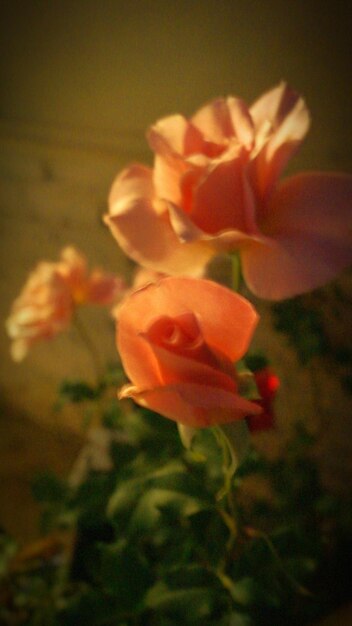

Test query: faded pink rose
[6,262,73,361]
[105,83,352,300]
[117,276,262,427]
[6,247,125,361]
[58,247,125,306]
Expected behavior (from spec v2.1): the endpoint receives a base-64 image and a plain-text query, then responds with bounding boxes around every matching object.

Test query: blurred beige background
[0,0,351,539]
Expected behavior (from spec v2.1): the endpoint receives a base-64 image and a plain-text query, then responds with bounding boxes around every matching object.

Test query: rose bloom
[6,247,125,361]
[117,276,262,427]
[106,82,352,300]
[57,247,125,306]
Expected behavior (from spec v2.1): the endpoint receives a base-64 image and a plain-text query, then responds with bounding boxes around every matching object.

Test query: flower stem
[231,253,242,293]
[73,312,103,384]
[245,527,314,597]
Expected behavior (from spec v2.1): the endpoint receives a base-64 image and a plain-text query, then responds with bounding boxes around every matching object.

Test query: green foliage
[1,369,352,625]
[58,380,102,403]
[271,297,328,365]
[271,288,352,393]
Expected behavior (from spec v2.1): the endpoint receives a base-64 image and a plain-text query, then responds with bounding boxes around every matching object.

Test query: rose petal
[250,82,310,204]
[192,98,233,144]
[167,201,261,253]
[87,272,125,305]
[153,154,187,205]
[105,164,213,275]
[148,114,206,158]
[148,115,214,205]
[250,82,309,136]
[117,277,258,388]
[241,172,352,299]
[119,381,261,427]
[190,147,258,234]
[226,97,254,149]
[141,329,237,392]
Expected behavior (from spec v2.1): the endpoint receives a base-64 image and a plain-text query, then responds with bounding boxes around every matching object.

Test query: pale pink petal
[6,262,74,360]
[119,381,261,427]
[192,96,254,149]
[59,247,87,290]
[192,98,234,144]
[226,97,254,149]
[148,114,206,157]
[250,83,310,204]
[250,82,309,133]
[153,154,186,205]
[241,172,352,299]
[87,272,125,305]
[105,164,213,275]
[10,339,29,362]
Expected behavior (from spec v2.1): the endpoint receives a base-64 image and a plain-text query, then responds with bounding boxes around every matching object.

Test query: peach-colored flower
[117,276,262,427]
[105,83,352,300]
[58,247,125,306]
[6,262,73,361]
[6,247,125,361]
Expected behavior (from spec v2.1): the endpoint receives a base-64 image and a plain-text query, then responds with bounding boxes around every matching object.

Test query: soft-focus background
[0,0,351,545]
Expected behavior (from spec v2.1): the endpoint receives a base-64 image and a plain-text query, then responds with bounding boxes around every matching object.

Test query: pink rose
[105,83,352,300]
[117,276,262,427]
[6,247,125,360]
[6,262,73,361]
[58,247,125,306]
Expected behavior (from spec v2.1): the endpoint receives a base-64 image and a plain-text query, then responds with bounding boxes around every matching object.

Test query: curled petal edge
[119,381,262,428]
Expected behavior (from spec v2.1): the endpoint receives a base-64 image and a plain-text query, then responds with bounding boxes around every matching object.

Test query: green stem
[230,253,242,293]
[73,312,103,384]
[213,426,240,555]
[246,528,314,597]
[213,426,237,501]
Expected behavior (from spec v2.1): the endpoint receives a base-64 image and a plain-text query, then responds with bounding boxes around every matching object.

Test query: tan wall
[0,1,351,467]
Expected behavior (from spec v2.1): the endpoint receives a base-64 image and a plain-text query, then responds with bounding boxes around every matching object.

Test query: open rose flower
[117,276,262,427]
[106,82,352,300]
[6,247,125,361]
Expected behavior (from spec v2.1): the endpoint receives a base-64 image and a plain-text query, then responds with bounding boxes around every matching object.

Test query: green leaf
[145,581,216,621]
[31,471,68,504]
[271,298,327,364]
[108,459,210,521]
[99,541,151,610]
[58,589,120,626]
[129,488,204,536]
[58,380,101,404]
[244,353,269,372]
[188,509,228,565]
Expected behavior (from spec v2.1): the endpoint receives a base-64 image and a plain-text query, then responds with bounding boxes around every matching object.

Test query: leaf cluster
[1,388,352,625]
